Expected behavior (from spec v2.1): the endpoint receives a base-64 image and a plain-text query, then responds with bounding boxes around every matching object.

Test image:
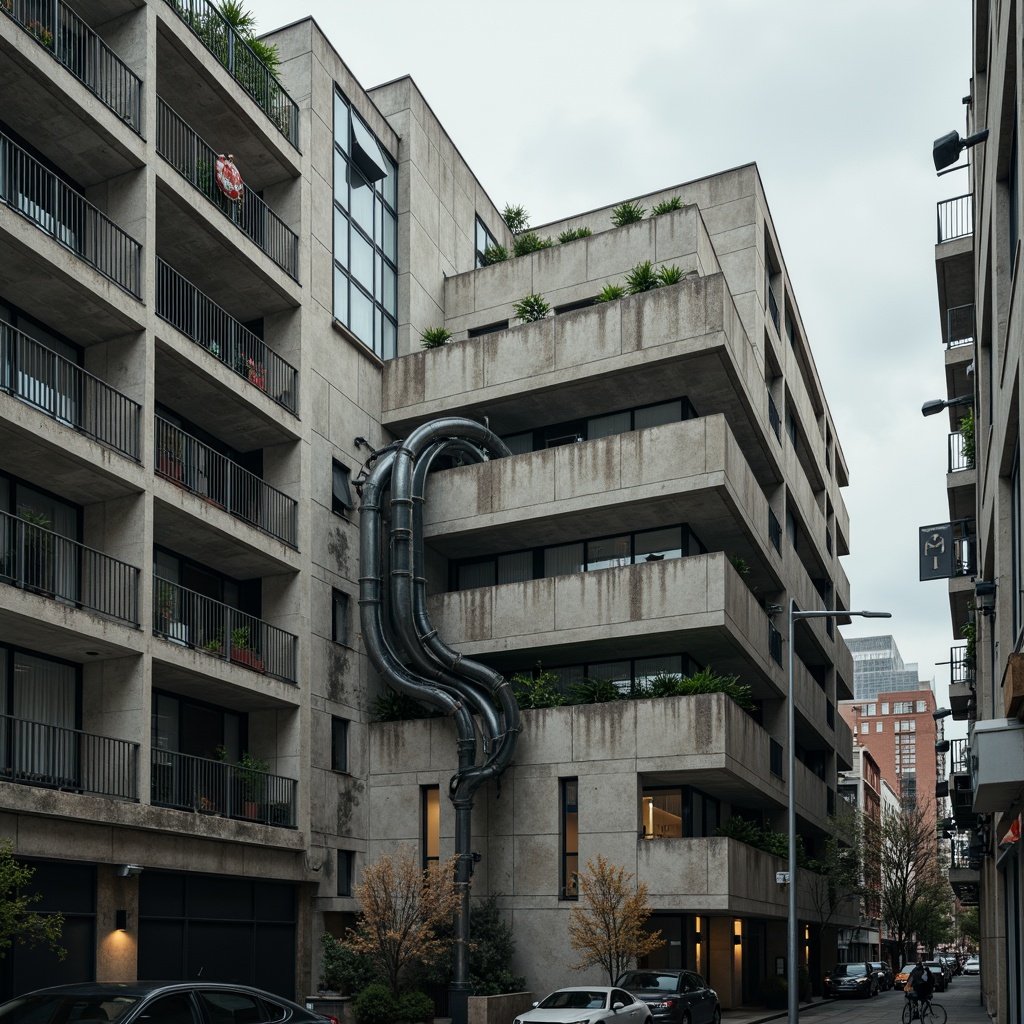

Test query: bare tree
[343,846,460,995]
[804,811,869,942]
[568,855,664,983]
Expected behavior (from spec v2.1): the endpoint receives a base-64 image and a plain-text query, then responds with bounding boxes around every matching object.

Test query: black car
[0,982,327,1024]
[923,962,948,992]
[823,962,878,998]
[870,961,894,990]
[615,970,721,1024]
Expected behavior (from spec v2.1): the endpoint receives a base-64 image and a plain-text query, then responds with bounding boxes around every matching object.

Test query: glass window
[498,551,533,584]
[643,789,683,839]
[867,703,876,715]
[881,703,889,714]
[634,400,683,431]
[475,216,498,268]
[916,700,927,713]
[876,721,882,732]
[588,410,632,439]
[586,535,631,572]
[332,590,348,645]
[337,850,354,897]
[545,543,585,578]
[458,561,496,590]
[331,717,348,772]
[561,779,578,899]
[422,785,440,868]
[350,288,373,345]
[861,723,868,734]
[332,460,353,515]
[635,527,683,562]
[350,231,374,292]
[586,661,632,695]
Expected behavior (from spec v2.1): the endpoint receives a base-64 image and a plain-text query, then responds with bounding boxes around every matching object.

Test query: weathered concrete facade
[0,4,852,1010]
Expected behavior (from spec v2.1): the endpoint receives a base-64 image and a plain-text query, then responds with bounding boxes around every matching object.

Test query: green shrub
[557,226,592,242]
[650,196,683,216]
[503,204,530,234]
[397,991,434,1023]
[959,407,975,468]
[468,894,527,994]
[371,688,436,722]
[353,984,399,1024]
[625,260,661,293]
[717,816,807,865]
[646,672,683,698]
[728,554,750,576]
[513,232,554,257]
[420,327,452,349]
[675,666,755,711]
[594,284,626,303]
[611,201,645,227]
[482,243,510,265]
[512,669,566,709]
[656,265,684,286]
[514,293,551,323]
[568,678,622,704]
[319,934,377,994]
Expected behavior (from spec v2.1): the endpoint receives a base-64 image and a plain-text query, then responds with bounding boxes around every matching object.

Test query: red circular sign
[215,154,244,202]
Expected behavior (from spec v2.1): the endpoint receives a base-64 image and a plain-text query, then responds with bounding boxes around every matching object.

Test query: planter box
[468,992,535,1024]
[231,649,265,673]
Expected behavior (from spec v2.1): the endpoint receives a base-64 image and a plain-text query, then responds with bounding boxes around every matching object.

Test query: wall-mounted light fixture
[116,864,144,877]
[933,708,953,721]
[935,739,951,753]
[975,580,997,618]
[115,909,128,931]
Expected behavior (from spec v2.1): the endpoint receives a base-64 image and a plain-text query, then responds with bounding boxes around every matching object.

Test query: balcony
[155,258,298,416]
[160,0,298,149]
[947,833,980,906]
[153,576,298,683]
[1,318,140,459]
[0,129,141,296]
[948,431,973,473]
[2,0,142,131]
[0,509,139,624]
[937,195,973,243]
[950,644,974,685]
[156,99,298,279]
[767,285,780,332]
[945,303,975,347]
[0,712,138,800]
[155,417,297,547]
[150,748,296,826]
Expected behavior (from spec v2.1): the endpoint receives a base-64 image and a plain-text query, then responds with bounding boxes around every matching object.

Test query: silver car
[514,988,653,1024]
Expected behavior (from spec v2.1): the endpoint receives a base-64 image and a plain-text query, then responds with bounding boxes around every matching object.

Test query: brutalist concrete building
[0,3,855,1007]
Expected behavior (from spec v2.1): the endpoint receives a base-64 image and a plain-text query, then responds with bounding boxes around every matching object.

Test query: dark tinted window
[138,995,197,1024]
[198,992,266,1024]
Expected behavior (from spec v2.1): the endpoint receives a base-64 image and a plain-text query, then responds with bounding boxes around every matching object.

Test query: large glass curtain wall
[332,90,398,360]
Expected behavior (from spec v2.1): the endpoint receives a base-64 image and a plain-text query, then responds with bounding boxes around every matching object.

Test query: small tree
[343,846,460,996]
[568,854,664,982]
[0,839,65,962]
[804,812,868,943]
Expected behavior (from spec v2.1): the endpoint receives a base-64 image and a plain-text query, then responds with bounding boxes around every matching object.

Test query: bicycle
[901,995,946,1024]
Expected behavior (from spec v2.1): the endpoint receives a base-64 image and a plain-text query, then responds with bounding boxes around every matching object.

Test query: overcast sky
[251,0,972,727]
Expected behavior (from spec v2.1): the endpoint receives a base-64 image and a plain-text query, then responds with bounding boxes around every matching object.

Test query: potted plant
[246,358,266,389]
[229,625,264,672]
[235,751,269,819]
[155,579,188,645]
[18,507,54,596]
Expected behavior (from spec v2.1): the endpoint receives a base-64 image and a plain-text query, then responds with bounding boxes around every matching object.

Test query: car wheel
[680,1013,691,1024]
[710,1008,721,1024]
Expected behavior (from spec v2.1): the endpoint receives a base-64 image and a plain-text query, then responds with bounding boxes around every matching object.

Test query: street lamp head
[856,611,892,618]
[933,707,954,721]
[933,128,991,172]
[922,395,973,417]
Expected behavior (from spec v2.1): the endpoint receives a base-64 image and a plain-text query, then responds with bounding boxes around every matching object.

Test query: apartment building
[846,635,923,700]
[0,0,855,1007]
[931,3,1024,1023]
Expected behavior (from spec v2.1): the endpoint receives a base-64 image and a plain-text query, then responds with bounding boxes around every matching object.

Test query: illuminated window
[421,785,440,868]
[561,778,579,899]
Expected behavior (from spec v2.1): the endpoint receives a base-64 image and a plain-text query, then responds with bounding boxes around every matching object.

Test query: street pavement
[719,976,994,1024]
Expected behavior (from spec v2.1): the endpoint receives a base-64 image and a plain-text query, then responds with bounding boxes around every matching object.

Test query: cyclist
[905,960,935,1018]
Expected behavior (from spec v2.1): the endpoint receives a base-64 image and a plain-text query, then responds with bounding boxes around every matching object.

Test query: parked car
[0,982,327,1024]
[615,970,721,1024]
[823,962,878,998]
[962,955,980,975]
[514,988,653,1024]
[934,956,954,986]
[923,962,948,992]
[870,961,894,990]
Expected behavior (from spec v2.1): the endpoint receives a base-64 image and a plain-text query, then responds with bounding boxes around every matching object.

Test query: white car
[514,987,653,1024]
[962,956,980,975]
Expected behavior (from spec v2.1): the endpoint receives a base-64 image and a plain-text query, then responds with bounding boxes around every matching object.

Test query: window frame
[332,588,349,645]
[337,850,354,897]
[560,778,579,900]
[331,717,348,773]
[332,459,354,517]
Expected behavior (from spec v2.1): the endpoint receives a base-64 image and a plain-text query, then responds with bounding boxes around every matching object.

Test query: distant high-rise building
[848,635,926,699]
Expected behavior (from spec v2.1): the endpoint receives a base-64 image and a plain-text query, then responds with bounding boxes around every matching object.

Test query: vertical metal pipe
[787,599,797,1024]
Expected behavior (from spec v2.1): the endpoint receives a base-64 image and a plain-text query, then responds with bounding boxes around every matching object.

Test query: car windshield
[538,992,608,1011]
[0,995,141,1024]
[616,974,680,992]
[833,965,866,977]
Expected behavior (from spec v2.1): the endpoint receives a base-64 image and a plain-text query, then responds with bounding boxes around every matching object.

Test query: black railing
[152,575,298,683]
[2,0,142,132]
[769,738,783,778]
[767,286,780,331]
[155,258,298,414]
[948,431,972,472]
[160,0,299,149]
[0,509,139,624]
[0,130,141,296]
[949,737,970,774]
[156,99,298,279]
[154,417,297,546]
[1,319,140,459]
[937,194,973,243]
[767,390,781,441]
[951,645,975,685]
[150,748,296,826]
[768,506,782,553]
[953,533,977,576]
[947,304,975,347]
[768,619,782,666]
[0,713,137,799]
[949,833,980,871]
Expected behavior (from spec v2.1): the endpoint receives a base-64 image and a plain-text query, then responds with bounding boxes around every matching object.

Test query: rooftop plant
[650,196,683,216]
[420,326,452,349]
[558,226,593,242]
[512,668,566,709]
[625,260,660,293]
[959,406,975,468]
[502,203,530,234]
[513,232,554,257]
[656,264,684,286]
[611,200,645,227]
[567,677,622,704]
[594,284,626,303]
[513,293,550,323]
[482,242,510,264]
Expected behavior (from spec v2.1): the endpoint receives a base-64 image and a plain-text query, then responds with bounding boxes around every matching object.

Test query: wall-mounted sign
[919,523,955,580]
[215,154,244,202]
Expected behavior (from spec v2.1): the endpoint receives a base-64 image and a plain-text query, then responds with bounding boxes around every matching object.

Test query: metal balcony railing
[160,0,299,149]
[948,431,973,472]
[767,285,780,332]
[154,417,297,546]
[768,506,782,553]
[768,619,782,666]
[0,509,139,623]
[937,194,973,243]
[946,304,975,348]
[953,533,977,576]
[2,0,142,132]
[0,130,141,296]
[1,319,141,459]
[949,833,981,870]
[767,389,781,441]
[951,644,975,685]
[155,258,298,414]
[150,748,296,826]
[949,736,970,774]
[0,713,138,799]
[156,99,298,279]
[152,575,298,683]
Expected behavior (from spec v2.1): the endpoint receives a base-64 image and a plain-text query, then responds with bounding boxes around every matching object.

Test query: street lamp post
[786,601,891,1024]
